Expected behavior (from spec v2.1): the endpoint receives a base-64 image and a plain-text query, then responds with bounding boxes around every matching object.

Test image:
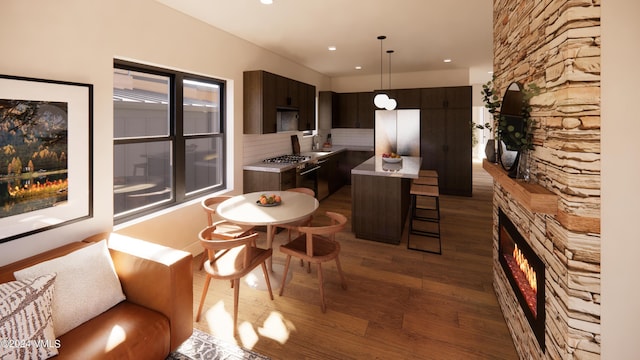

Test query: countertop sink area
[301,147,346,160]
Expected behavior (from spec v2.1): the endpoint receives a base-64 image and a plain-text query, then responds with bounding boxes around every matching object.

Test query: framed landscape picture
[0,75,93,243]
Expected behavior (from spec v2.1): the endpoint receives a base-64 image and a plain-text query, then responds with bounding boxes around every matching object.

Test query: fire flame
[513,245,537,293]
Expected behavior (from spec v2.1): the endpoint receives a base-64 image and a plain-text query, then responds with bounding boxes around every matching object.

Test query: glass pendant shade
[374,93,389,108]
[385,98,397,110]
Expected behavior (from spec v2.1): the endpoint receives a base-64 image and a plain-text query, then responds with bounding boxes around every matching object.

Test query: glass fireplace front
[498,209,545,351]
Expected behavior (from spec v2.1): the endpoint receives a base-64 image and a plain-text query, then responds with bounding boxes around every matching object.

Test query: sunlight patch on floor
[205,300,236,343]
[203,301,295,348]
[238,322,259,349]
[258,311,294,344]
[244,271,261,288]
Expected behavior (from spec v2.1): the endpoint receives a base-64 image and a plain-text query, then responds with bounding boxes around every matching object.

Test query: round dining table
[216,190,319,290]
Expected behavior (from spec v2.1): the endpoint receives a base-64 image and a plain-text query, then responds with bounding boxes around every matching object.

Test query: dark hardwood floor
[191,162,518,359]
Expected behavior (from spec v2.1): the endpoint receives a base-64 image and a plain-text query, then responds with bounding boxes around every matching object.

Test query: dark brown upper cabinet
[319,91,338,130]
[335,92,358,128]
[298,82,316,131]
[244,70,277,134]
[420,86,471,109]
[394,88,421,109]
[331,92,374,128]
[357,92,375,128]
[276,76,299,108]
[244,70,316,134]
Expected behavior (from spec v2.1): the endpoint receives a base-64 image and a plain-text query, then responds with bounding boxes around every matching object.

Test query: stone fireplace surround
[490,1,601,358]
[485,161,600,359]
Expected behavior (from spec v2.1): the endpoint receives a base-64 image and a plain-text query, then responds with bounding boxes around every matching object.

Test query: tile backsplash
[242,128,374,164]
[330,128,374,147]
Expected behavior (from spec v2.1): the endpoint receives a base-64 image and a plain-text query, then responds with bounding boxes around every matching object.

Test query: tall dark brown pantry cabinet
[420,86,472,196]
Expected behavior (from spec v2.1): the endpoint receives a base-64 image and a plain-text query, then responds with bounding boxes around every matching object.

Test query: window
[113,60,226,222]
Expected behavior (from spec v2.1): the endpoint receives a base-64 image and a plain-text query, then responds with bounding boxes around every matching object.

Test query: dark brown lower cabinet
[243,169,296,193]
[338,151,374,185]
[351,174,411,244]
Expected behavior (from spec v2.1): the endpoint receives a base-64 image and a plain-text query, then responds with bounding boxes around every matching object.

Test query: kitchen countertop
[351,156,421,179]
[243,145,374,173]
[319,145,374,153]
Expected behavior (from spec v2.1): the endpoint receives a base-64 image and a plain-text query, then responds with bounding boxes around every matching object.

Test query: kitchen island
[351,156,421,244]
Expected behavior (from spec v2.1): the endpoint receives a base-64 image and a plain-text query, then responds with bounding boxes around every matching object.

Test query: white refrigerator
[374,109,421,156]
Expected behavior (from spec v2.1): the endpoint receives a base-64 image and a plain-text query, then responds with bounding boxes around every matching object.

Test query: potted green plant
[497,82,540,153]
[478,78,540,164]
[475,77,501,162]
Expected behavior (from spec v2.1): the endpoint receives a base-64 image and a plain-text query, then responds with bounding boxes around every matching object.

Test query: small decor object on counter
[256,193,282,206]
[485,139,497,163]
[516,150,531,182]
[382,152,402,163]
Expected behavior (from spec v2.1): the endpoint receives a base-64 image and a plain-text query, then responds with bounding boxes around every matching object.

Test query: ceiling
[156,0,494,79]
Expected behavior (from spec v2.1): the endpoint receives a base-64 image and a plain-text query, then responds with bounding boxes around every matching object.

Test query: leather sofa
[0,232,193,359]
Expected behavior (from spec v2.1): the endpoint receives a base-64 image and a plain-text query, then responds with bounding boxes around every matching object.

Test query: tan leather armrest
[106,233,193,351]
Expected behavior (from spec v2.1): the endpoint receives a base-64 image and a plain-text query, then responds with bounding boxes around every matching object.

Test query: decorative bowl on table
[256,194,282,207]
[382,162,403,172]
[382,152,402,163]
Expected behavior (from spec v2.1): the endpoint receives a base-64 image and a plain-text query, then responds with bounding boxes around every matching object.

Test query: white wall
[601,1,640,358]
[0,0,328,265]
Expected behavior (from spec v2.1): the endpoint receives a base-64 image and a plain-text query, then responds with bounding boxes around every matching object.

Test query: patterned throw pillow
[0,273,59,360]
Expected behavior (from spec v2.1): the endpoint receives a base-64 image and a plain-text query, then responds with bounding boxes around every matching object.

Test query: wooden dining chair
[270,187,316,270]
[279,211,348,313]
[195,222,274,334]
[199,196,255,270]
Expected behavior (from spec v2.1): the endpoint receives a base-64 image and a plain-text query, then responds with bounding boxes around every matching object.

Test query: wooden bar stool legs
[408,171,441,254]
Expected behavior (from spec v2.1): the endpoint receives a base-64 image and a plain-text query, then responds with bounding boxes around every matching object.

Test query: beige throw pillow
[14,240,126,336]
[0,273,58,360]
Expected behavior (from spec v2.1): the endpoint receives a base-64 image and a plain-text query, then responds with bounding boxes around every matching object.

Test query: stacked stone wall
[492,0,601,358]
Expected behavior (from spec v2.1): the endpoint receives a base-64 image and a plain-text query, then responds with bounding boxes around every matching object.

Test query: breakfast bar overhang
[351,156,421,244]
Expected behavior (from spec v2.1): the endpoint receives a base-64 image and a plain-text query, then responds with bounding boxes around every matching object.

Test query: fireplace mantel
[483,159,558,215]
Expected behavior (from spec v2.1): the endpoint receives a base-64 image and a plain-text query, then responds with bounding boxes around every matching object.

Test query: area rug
[167,329,270,360]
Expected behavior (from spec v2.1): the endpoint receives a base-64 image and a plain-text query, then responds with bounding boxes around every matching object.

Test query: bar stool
[413,176,438,186]
[412,169,439,221]
[414,169,439,186]
[408,177,441,254]
[418,169,438,178]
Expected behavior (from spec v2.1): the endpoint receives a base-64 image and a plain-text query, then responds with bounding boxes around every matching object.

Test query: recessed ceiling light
[260,0,273,4]
[328,46,337,51]
[355,66,362,70]
[443,59,452,63]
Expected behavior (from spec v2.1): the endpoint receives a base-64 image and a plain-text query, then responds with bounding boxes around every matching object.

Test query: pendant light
[385,49,397,110]
[373,35,390,109]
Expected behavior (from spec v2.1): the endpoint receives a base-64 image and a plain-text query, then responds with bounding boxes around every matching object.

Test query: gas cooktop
[262,154,311,164]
